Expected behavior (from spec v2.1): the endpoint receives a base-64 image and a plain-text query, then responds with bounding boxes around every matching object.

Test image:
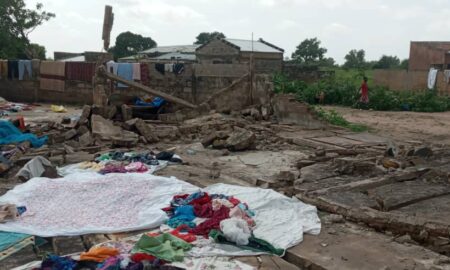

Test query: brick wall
[409,42,450,71]
[373,69,450,95]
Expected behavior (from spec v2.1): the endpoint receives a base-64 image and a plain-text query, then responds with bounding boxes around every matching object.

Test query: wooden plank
[309,136,364,148]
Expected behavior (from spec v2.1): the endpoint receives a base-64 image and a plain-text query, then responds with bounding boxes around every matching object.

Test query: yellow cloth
[50,105,67,113]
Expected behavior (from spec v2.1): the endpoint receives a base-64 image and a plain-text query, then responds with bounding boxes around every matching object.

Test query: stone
[64,129,77,140]
[65,152,94,164]
[413,147,433,158]
[225,128,255,151]
[276,170,299,182]
[121,104,133,122]
[394,234,417,245]
[212,139,227,149]
[201,133,218,148]
[77,125,89,135]
[91,114,122,140]
[78,132,93,147]
[123,118,139,130]
[77,105,91,126]
[322,214,345,224]
[381,158,400,169]
[216,130,230,139]
[135,119,158,143]
[105,105,117,119]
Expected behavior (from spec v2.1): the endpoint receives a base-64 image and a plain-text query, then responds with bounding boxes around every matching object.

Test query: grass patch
[314,107,369,132]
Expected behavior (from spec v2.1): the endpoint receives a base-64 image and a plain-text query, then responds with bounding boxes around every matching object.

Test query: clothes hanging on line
[7,60,19,80]
[18,60,32,80]
[117,63,133,88]
[428,67,438,90]
[173,63,184,75]
[140,63,150,86]
[106,60,118,75]
[40,61,66,91]
[165,63,174,73]
[444,70,450,84]
[155,63,165,75]
[0,60,8,79]
[65,62,96,82]
[132,63,141,80]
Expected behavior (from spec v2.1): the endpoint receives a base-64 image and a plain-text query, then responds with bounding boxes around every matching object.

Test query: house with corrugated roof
[196,38,284,73]
[119,45,199,62]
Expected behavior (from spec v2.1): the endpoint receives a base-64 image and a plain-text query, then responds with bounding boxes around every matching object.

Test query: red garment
[189,206,230,236]
[140,63,149,86]
[228,197,241,206]
[193,202,213,218]
[171,225,197,243]
[189,193,211,205]
[173,194,189,200]
[65,62,96,82]
[131,253,157,263]
[360,81,369,103]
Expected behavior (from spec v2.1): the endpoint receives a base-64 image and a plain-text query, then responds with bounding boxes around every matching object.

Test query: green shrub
[273,71,450,113]
[314,107,369,132]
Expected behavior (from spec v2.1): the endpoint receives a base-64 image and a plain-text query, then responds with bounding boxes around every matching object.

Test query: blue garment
[0,121,48,148]
[167,205,196,228]
[117,63,133,88]
[18,60,32,80]
[134,97,166,108]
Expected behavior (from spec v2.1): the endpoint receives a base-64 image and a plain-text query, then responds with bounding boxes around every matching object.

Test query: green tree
[26,43,46,59]
[109,31,157,59]
[400,59,409,70]
[373,55,401,69]
[291,38,327,65]
[343,49,366,69]
[194,31,226,45]
[0,0,54,59]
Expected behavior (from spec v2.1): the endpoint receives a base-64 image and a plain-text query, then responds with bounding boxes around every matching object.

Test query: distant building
[409,42,450,71]
[119,45,199,62]
[196,38,284,73]
[54,51,113,62]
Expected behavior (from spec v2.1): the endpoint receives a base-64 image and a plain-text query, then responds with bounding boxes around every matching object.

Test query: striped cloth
[40,61,65,91]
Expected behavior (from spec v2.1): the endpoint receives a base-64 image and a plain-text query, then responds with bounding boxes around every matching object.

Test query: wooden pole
[97,66,198,109]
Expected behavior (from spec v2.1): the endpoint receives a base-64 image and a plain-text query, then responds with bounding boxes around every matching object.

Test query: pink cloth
[125,162,148,173]
[132,63,141,81]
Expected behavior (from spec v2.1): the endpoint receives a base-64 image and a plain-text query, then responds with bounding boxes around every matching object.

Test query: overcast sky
[26,0,450,63]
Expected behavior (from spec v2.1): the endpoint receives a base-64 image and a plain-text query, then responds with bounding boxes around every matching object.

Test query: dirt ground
[327,106,450,144]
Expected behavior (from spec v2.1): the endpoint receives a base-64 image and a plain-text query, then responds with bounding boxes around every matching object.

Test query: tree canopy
[343,49,366,69]
[0,0,54,59]
[108,31,157,60]
[194,31,226,45]
[291,38,328,65]
[373,55,401,69]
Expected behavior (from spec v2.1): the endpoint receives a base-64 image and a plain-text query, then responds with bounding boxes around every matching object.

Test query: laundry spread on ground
[0,173,199,236]
[0,120,48,148]
[57,150,180,176]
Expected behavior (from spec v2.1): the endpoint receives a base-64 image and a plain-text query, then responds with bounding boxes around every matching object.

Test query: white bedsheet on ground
[0,173,198,236]
[0,174,321,256]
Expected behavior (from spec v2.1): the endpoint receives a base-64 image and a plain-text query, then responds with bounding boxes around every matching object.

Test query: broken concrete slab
[285,221,450,270]
[135,119,158,143]
[225,128,255,151]
[91,114,122,140]
[63,129,77,140]
[78,132,93,147]
[367,180,450,211]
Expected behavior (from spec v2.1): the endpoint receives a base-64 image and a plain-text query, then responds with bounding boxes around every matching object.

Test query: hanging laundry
[106,60,119,75]
[65,62,96,82]
[444,70,450,84]
[164,63,174,73]
[132,63,141,80]
[155,63,165,75]
[40,61,66,91]
[0,60,7,79]
[117,63,133,87]
[18,60,32,80]
[131,233,192,262]
[31,59,40,78]
[428,68,438,90]
[7,60,19,79]
[173,63,184,75]
[140,63,150,86]
[80,246,120,262]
